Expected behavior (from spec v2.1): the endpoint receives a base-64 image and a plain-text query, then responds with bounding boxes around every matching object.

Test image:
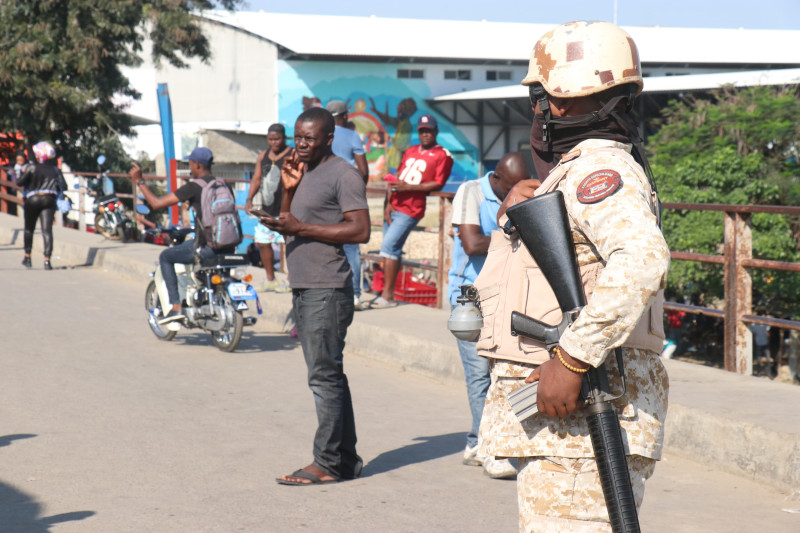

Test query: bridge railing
[5,167,799,376]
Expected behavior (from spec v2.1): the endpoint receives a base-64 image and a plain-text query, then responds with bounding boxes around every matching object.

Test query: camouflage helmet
[521,21,643,98]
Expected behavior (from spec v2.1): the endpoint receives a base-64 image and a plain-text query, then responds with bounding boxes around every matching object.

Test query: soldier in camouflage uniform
[472,21,671,532]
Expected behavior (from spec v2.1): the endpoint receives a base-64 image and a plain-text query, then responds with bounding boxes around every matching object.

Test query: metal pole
[157,83,178,225]
[437,196,454,309]
[723,211,753,374]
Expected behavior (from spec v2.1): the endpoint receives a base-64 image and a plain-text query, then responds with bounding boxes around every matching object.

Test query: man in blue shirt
[327,100,370,310]
[448,152,529,478]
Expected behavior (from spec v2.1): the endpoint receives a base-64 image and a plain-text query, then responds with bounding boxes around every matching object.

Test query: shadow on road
[165,331,300,353]
[0,434,37,448]
[0,482,95,533]
[362,432,465,477]
[1,434,95,532]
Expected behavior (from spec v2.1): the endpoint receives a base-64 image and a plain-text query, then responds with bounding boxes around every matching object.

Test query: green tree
[0,0,241,170]
[649,85,800,319]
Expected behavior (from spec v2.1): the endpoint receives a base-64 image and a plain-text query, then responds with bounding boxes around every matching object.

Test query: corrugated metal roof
[203,11,800,65]
[432,68,800,102]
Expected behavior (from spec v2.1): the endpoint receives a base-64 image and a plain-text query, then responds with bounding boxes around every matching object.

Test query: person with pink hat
[17,141,67,270]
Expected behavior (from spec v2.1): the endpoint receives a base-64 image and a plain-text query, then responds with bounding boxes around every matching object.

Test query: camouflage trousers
[517,454,654,533]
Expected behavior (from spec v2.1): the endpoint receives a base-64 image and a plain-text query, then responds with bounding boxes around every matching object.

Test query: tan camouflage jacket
[479,139,671,460]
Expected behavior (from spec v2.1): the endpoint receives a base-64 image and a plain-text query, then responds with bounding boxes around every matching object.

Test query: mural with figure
[277,60,478,185]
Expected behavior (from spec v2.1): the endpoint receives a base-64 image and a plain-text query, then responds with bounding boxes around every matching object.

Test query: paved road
[1,242,798,532]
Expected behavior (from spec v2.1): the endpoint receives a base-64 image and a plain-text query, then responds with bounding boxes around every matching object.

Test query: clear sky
[234,0,800,30]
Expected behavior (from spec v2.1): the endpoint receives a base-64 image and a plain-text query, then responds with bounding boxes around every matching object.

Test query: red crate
[372,270,438,307]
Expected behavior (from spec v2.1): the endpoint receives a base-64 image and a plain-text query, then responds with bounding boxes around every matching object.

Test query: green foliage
[0,0,241,169]
[649,86,800,320]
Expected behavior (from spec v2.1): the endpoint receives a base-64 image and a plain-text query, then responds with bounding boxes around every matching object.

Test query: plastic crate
[372,270,438,307]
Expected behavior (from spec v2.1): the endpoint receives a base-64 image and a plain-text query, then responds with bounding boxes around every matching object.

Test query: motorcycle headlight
[231,267,247,281]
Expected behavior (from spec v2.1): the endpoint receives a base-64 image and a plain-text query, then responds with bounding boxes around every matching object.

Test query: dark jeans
[159,239,197,305]
[23,194,56,257]
[293,287,362,480]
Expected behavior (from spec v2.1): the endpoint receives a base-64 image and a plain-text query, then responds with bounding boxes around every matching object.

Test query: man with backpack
[130,147,242,324]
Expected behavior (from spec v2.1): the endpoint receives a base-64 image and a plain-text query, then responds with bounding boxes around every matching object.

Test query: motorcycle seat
[97,194,119,205]
[197,251,250,268]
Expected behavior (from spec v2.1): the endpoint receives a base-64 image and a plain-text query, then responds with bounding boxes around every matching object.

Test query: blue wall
[277,60,479,185]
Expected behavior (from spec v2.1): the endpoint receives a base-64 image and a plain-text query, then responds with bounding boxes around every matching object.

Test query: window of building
[398,69,425,79]
[444,69,472,80]
[486,70,513,81]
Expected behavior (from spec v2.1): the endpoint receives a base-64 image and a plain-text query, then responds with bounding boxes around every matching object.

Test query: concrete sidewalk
[3,213,798,493]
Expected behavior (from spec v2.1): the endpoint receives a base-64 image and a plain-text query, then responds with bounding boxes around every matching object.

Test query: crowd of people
[12,20,673,531]
[243,20,671,532]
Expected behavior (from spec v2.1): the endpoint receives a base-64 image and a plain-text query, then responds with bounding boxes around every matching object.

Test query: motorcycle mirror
[135,204,151,215]
[97,155,106,166]
[73,183,80,189]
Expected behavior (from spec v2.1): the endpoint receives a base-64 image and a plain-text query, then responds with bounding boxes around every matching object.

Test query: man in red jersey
[371,114,454,309]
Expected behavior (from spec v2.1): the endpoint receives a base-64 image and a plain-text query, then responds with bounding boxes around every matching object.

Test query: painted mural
[278,60,479,186]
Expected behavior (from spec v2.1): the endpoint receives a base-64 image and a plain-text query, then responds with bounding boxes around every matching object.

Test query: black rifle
[504,190,641,533]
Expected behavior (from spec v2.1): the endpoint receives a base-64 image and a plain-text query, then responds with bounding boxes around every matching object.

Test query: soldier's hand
[497,179,541,222]
[526,349,585,418]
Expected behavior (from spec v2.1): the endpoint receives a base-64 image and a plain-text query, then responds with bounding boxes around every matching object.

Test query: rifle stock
[505,191,641,533]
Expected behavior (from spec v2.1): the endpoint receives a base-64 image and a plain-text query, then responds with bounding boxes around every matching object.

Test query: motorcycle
[140,206,261,352]
[91,155,134,241]
[94,193,134,241]
[139,217,193,247]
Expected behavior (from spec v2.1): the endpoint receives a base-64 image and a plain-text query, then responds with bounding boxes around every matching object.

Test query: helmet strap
[528,84,661,224]
[529,84,552,150]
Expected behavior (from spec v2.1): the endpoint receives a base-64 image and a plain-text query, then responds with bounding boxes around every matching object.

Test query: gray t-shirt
[286,156,368,288]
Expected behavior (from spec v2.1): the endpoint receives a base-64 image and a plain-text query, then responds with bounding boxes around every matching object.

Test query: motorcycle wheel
[94,212,118,239]
[145,280,178,341]
[211,292,244,352]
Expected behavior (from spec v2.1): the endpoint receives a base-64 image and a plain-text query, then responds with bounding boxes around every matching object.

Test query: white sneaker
[661,343,677,360]
[354,295,365,311]
[483,456,517,479]
[462,444,484,466]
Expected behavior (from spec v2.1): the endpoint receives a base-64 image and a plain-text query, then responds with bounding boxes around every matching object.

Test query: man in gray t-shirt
[284,154,367,288]
[260,107,370,486]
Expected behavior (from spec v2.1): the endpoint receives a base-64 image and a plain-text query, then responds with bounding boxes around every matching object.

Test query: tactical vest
[474,145,664,365]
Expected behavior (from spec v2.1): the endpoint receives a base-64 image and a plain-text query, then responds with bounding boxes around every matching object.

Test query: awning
[433,68,800,102]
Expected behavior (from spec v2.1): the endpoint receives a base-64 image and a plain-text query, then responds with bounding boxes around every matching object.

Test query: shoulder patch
[576,170,622,204]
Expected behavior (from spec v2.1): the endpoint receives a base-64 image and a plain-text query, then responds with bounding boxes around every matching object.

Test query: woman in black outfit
[17,141,67,270]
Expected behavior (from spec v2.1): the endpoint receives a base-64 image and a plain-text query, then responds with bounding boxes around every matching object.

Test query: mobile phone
[250,208,275,220]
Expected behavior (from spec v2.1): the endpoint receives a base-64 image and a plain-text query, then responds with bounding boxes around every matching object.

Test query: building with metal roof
[124,11,800,181]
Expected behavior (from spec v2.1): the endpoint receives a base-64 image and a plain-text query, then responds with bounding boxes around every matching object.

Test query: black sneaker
[22,257,31,268]
[157,309,185,325]
[43,260,52,270]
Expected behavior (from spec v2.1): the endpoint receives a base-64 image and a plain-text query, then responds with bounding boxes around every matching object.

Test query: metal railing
[5,168,799,376]
[661,202,800,375]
